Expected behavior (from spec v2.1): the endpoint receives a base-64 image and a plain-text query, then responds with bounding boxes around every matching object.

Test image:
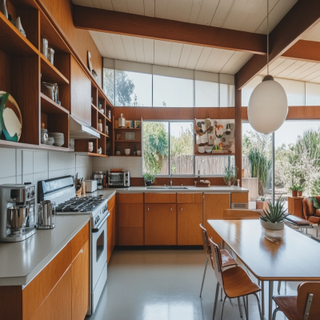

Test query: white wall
[92,156,142,177]
[0,147,92,199]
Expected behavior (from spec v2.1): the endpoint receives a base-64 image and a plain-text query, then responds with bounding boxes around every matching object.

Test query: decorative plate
[0,91,22,142]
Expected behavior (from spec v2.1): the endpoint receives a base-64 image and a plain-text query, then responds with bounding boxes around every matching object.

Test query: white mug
[88,142,93,152]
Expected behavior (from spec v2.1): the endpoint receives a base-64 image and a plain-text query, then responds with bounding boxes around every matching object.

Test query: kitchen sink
[146,186,188,189]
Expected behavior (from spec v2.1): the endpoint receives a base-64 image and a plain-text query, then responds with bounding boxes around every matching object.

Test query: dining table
[208,219,320,320]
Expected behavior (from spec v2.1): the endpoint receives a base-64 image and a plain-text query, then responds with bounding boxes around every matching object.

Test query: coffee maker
[0,184,36,242]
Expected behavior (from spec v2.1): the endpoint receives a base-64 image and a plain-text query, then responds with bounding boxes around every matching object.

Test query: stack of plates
[48,132,64,147]
[46,137,54,145]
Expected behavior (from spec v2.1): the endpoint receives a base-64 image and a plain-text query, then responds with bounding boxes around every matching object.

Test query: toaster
[84,180,98,193]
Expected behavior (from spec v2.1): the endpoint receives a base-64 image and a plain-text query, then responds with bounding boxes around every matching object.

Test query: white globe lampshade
[248,76,288,134]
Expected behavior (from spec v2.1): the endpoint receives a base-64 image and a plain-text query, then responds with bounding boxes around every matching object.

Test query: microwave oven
[108,171,130,188]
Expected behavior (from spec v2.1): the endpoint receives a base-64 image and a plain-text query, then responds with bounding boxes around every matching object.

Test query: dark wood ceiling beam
[283,40,320,62]
[73,5,266,54]
[236,0,320,89]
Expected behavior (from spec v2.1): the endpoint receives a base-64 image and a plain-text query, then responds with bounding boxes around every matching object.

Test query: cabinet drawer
[71,223,89,261]
[118,204,143,228]
[231,192,248,204]
[144,193,176,203]
[117,193,143,204]
[177,193,202,204]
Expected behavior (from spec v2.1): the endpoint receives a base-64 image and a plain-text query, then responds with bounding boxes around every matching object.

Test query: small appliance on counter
[85,180,98,193]
[37,200,55,229]
[0,184,36,242]
[93,171,104,190]
[108,170,130,188]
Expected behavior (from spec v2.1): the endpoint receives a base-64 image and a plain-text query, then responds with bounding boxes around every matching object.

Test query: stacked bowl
[48,132,64,147]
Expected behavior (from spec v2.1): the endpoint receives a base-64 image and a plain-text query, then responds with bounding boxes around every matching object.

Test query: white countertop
[0,215,90,286]
[107,186,248,193]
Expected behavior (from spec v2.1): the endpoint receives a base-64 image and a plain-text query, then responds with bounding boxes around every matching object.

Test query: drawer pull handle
[170,208,172,211]
[181,208,183,211]
[80,249,83,254]
[148,207,149,211]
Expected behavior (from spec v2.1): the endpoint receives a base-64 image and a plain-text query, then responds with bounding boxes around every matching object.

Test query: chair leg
[246,295,249,320]
[253,292,264,320]
[212,282,220,320]
[272,307,280,320]
[237,297,243,318]
[200,256,209,297]
[220,296,227,320]
[242,296,248,320]
[277,281,281,295]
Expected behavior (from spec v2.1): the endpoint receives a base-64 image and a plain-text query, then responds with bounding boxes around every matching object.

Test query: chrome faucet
[170,174,173,187]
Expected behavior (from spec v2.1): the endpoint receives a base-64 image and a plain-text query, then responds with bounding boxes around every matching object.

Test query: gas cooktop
[56,196,105,213]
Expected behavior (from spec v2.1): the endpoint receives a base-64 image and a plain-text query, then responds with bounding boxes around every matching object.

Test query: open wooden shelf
[114,127,140,130]
[0,13,38,56]
[40,54,69,84]
[40,93,69,114]
[39,144,69,151]
[115,140,141,143]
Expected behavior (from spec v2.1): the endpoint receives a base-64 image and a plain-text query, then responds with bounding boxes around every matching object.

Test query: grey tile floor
[87,249,299,320]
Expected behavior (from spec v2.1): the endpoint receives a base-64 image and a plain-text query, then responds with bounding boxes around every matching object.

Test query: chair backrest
[199,224,210,256]
[302,197,320,219]
[208,238,224,288]
[223,209,260,220]
[297,282,320,320]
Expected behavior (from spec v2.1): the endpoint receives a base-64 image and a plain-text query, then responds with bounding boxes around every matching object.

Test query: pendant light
[247,0,288,134]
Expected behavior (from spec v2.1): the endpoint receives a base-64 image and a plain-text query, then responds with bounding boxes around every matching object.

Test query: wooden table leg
[261,281,265,318]
[268,281,273,320]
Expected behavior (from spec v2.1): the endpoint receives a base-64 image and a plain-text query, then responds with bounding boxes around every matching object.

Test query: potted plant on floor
[256,196,269,210]
[289,184,299,197]
[223,165,238,187]
[259,197,288,230]
[143,173,155,186]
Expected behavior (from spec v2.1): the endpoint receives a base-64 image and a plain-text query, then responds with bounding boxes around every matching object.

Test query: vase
[16,17,26,37]
[292,190,298,197]
[260,217,284,230]
[297,191,302,197]
[0,0,8,19]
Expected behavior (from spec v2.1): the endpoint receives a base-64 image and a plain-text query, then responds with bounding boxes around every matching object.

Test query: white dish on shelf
[205,149,212,153]
[124,148,130,155]
[198,146,205,154]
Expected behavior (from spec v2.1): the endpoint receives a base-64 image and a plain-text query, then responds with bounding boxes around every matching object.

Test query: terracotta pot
[292,190,298,197]
[256,200,269,210]
[297,191,302,197]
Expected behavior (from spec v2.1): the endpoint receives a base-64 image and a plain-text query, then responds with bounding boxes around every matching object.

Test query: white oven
[90,212,109,314]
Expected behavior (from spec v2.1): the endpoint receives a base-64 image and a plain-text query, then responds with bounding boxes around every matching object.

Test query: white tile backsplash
[0,147,92,200]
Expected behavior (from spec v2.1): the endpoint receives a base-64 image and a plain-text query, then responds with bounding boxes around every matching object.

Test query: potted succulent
[143,173,155,186]
[289,184,300,197]
[223,165,238,187]
[259,197,288,230]
[256,196,269,210]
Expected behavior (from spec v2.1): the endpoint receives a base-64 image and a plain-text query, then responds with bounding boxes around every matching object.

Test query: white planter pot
[260,217,284,230]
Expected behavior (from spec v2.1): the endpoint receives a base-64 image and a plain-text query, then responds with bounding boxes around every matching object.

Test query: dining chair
[199,224,237,297]
[272,282,320,320]
[209,237,263,320]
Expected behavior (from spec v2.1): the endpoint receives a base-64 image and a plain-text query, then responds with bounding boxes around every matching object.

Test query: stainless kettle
[37,200,55,229]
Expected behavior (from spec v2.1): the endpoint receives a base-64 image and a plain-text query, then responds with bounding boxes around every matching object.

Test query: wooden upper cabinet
[70,56,91,125]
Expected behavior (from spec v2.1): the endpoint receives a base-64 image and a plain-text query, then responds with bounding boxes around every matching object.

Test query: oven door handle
[92,211,110,233]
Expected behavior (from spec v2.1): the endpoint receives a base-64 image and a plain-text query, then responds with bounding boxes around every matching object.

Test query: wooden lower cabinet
[204,193,230,245]
[0,223,89,320]
[288,196,304,218]
[145,204,177,245]
[71,241,89,320]
[177,203,202,245]
[117,193,144,246]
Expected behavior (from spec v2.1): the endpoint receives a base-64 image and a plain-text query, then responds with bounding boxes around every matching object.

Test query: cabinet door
[204,193,230,245]
[118,203,144,246]
[71,241,89,320]
[70,56,91,125]
[145,204,176,245]
[177,203,202,245]
[107,205,116,261]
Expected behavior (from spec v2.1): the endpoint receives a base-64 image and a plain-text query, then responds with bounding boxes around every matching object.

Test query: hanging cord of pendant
[267,0,269,75]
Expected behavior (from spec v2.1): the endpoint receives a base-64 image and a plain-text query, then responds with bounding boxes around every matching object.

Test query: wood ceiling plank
[282,61,315,79]
[269,59,296,77]
[185,46,204,70]
[296,63,320,81]
[142,38,154,64]
[167,0,194,23]
[276,60,306,78]
[219,51,252,74]
[98,0,113,10]
[168,42,184,68]
[155,0,168,19]
[121,35,137,61]
[195,0,219,26]
[144,0,155,17]
[132,37,145,63]
[109,34,127,60]
[210,0,234,28]
[302,67,320,82]
[90,31,117,59]
[177,44,193,69]
[188,0,204,24]
[154,41,172,66]
[126,0,144,16]
[112,0,128,12]
[73,5,266,54]
[236,0,320,89]
[195,47,213,71]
